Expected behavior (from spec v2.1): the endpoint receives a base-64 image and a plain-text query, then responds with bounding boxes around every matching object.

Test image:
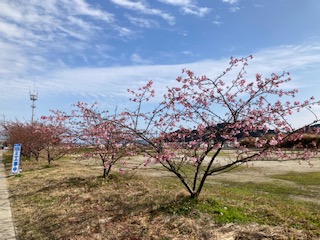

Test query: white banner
[11,143,21,174]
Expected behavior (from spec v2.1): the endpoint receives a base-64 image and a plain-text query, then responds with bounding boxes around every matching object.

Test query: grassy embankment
[2,152,320,239]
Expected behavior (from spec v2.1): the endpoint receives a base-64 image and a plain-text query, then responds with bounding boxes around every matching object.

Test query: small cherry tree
[124,56,320,199]
[52,102,137,178]
[2,121,45,160]
[38,116,72,164]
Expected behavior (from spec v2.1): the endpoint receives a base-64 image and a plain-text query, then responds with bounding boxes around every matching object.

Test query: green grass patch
[272,171,320,186]
[198,198,252,224]
[13,173,24,178]
[158,197,198,215]
[3,153,13,164]
[220,180,315,197]
[157,196,252,224]
[206,180,320,232]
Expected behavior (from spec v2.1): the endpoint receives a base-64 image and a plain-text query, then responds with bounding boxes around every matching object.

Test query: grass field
[3,152,320,239]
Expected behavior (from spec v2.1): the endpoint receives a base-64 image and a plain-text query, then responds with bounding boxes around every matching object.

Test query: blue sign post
[11,143,21,175]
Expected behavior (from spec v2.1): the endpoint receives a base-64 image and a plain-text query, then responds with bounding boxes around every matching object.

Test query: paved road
[0,151,16,240]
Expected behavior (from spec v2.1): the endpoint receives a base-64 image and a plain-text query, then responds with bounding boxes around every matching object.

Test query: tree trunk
[190,192,199,199]
[47,151,51,164]
[103,163,112,178]
[193,147,223,198]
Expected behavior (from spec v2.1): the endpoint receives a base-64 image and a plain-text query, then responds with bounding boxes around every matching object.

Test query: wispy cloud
[221,0,240,12]
[181,5,211,17]
[213,20,222,26]
[14,42,319,100]
[229,6,240,12]
[2,42,319,99]
[158,0,211,17]
[0,21,24,39]
[158,0,192,4]
[0,0,133,83]
[182,50,193,56]
[0,0,126,49]
[110,0,175,25]
[2,41,320,126]
[66,0,115,22]
[212,15,222,26]
[222,0,239,4]
[130,53,152,64]
[249,44,320,73]
[0,41,27,76]
[126,15,159,28]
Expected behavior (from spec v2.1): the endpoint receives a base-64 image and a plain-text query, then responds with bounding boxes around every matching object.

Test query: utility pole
[30,87,38,124]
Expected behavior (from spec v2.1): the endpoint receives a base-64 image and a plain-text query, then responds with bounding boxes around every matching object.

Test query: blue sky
[0,0,320,127]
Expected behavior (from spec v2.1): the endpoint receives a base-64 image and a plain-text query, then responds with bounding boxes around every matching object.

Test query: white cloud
[110,0,175,25]
[182,50,193,56]
[250,44,320,72]
[67,16,100,32]
[181,5,211,17]
[115,26,134,36]
[126,15,159,28]
[212,15,222,26]
[221,0,240,12]
[158,0,211,17]
[0,21,24,39]
[61,0,115,23]
[130,53,152,64]
[56,25,90,41]
[213,20,222,26]
[0,0,119,47]
[0,0,132,82]
[3,42,320,100]
[2,42,320,126]
[222,0,239,4]
[0,41,28,75]
[16,43,320,99]
[158,0,193,5]
[229,6,240,12]
[0,1,23,21]
[110,0,146,10]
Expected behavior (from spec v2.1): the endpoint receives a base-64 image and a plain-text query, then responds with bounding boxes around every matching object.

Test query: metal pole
[30,92,38,124]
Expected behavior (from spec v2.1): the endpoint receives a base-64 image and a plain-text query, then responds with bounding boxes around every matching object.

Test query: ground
[4,150,320,239]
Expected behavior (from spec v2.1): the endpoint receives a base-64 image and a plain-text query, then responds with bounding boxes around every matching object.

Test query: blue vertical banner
[11,143,21,175]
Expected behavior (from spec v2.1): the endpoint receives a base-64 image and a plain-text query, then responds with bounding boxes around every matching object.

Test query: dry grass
[4,154,320,239]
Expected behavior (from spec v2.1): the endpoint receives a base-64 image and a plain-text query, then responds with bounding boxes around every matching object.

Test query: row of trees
[1,118,70,164]
[2,56,320,198]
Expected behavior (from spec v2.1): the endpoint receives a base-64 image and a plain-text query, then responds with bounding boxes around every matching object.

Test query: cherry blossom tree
[37,116,72,164]
[49,102,137,178]
[1,121,44,160]
[1,118,71,163]
[123,55,320,199]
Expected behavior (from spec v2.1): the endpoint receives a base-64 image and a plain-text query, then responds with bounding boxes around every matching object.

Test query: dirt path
[0,151,17,240]
[83,151,320,182]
